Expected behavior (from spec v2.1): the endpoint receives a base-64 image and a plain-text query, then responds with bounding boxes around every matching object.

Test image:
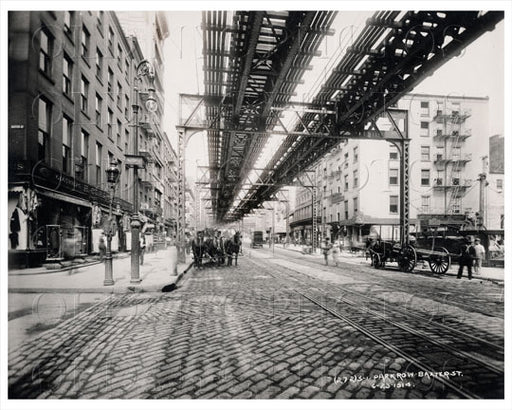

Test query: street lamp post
[130,60,158,283]
[104,159,120,286]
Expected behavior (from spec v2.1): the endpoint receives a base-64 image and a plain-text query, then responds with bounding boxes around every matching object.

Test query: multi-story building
[7,11,141,268]
[118,12,170,243]
[162,132,178,237]
[486,134,505,230]
[290,93,499,248]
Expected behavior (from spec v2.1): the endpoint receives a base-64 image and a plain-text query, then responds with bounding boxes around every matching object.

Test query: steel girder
[230,10,503,221]
[202,11,337,222]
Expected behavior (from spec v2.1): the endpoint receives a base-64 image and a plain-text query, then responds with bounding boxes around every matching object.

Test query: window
[353,197,358,213]
[451,198,461,214]
[78,130,88,180]
[117,82,122,107]
[107,67,113,95]
[117,44,123,66]
[353,170,358,188]
[63,54,73,96]
[62,116,72,174]
[39,29,53,76]
[80,76,89,113]
[344,175,349,191]
[81,26,90,58]
[421,196,430,213]
[95,94,102,127]
[389,169,398,185]
[108,26,114,54]
[420,101,429,109]
[125,95,130,117]
[389,195,398,214]
[389,144,398,160]
[344,200,349,220]
[497,179,503,190]
[421,169,430,186]
[107,109,113,139]
[420,121,429,136]
[117,120,122,147]
[64,11,74,35]
[125,58,130,76]
[125,129,129,152]
[96,142,103,185]
[421,146,430,161]
[452,146,461,160]
[95,48,103,79]
[38,98,52,162]
[97,11,104,29]
[353,146,358,162]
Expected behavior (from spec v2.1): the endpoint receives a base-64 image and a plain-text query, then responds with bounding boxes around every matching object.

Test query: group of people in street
[321,237,342,267]
[457,235,486,280]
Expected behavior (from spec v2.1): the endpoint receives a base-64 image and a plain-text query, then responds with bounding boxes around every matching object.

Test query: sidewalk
[275,243,505,282]
[8,247,194,294]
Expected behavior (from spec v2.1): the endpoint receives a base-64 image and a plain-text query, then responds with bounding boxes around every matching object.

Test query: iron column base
[104,254,114,286]
[130,215,142,283]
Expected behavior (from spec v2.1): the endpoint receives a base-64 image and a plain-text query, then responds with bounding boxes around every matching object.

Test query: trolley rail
[249,256,504,399]
[273,246,505,319]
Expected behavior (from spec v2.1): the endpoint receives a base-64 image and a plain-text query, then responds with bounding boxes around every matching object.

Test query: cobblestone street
[8,248,504,399]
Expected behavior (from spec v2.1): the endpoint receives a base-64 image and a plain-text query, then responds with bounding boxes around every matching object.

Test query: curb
[8,253,133,276]
[9,262,196,294]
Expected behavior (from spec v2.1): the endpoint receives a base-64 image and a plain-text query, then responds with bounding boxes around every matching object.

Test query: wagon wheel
[428,247,451,274]
[398,244,417,272]
[372,252,383,269]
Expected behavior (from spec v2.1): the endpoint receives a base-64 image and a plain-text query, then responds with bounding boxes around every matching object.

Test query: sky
[160,10,506,183]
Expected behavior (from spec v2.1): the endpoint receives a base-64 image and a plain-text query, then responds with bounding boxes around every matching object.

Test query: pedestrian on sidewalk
[140,232,146,265]
[331,238,340,267]
[457,235,476,280]
[322,237,331,266]
[473,238,485,274]
[98,236,106,261]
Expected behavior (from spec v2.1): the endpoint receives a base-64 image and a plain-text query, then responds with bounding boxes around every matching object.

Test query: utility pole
[478,155,489,228]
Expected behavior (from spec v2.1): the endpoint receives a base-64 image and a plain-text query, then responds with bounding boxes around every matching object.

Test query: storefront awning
[35,186,92,208]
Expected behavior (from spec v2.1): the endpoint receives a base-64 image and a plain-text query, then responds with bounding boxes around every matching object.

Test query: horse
[225,232,242,266]
[191,233,205,269]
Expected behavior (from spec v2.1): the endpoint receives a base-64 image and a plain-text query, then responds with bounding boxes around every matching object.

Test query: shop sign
[32,163,110,205]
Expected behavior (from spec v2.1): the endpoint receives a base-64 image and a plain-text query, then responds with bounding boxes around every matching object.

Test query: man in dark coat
[457,235,476,280]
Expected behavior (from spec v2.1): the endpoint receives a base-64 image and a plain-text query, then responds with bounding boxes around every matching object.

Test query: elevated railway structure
[176,10,503,259]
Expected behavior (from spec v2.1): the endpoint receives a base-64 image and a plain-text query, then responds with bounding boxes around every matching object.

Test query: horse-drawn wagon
[368,214,504,273]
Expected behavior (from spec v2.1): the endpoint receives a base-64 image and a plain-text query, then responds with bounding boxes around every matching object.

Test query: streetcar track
[298,293,480,400]
[261,257,504,370]
[268,257,504,354]
[247,255,504,399]
[267,248,505,319]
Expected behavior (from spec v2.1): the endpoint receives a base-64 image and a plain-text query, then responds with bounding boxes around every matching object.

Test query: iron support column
[399,139,410,246]
[312,187,318,252]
